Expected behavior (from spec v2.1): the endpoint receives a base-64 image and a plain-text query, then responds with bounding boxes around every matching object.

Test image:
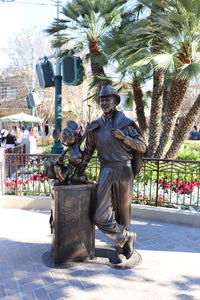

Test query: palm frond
[178,61,200,80]
[129,56,152,69]
[152,53,175,71]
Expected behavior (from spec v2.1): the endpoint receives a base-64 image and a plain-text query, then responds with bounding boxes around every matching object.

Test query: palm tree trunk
[154,78,189,158]
[89,39,109,86]
[165,93,200,158]
[146,69,164,157]
[147,0,165,157]
[132,79,147,138]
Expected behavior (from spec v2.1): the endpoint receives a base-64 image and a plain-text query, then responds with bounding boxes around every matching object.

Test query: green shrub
[42,145,53,154]
[37,136,54,147]
[177,142,200,161]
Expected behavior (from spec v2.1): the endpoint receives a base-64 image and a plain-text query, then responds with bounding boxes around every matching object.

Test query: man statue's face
[100,96,116,115]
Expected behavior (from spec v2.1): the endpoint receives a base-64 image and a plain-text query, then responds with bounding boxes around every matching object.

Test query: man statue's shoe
[123,232,137,259]
[115,245,127,263]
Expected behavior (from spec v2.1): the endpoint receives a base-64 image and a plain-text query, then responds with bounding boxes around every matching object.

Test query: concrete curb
[1,196,200,228]
[131,204,200,228]
[0,195,51,210]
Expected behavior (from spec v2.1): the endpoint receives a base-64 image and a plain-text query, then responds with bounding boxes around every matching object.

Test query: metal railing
[3,154,200,209]
[133,158,200,209]
[5,144,25,154]
[4,154,58,196]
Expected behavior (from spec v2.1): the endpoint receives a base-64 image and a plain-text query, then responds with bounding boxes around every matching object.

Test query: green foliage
[177,142,200,161]
[85,155,100,182]
[37,136,54,147]
[46,0,125,51]
[42,145,53,154]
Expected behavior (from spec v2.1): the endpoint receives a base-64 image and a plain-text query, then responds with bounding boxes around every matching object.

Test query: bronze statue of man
[73,85,147,261]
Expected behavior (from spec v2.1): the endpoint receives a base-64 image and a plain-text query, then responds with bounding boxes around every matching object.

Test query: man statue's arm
[112,126,147,153]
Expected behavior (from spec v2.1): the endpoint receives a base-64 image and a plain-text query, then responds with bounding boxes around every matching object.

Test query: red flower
[184,185,191,192]
[165,183,171,189]
[33,174,39,180]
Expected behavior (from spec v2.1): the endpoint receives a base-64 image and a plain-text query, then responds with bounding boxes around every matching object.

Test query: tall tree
[116,0,200,158]
[46,0,126,89]
[166,93,200,158]
[153,0,200,157]
[147,0,165,157]
[102,7,150,136]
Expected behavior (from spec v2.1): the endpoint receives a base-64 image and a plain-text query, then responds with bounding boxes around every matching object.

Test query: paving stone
[18,275,40,286]
[5,281,20,296]
[21,290,36,300]
[34,287,51,299]
[48,285,75,299]
[19,279,44,292]
[1,295,22,300]
[39,270,55,285]
[0,209,200,300]
[45,280,69,293]
[0,283,6,298]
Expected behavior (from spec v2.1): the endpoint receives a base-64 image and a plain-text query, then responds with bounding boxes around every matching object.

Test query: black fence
[3,154,200,209]
[133,158,200,209]
[4,154,58,196]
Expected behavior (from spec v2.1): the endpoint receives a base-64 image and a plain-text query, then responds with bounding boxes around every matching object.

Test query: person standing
[16,127,23,144]
[189,126,200,140]
[73,85,146,262]
[29,126,38,154]
[4,129,16,149]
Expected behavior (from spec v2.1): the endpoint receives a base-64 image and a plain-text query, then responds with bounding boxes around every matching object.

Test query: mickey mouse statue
[45,120,97,184]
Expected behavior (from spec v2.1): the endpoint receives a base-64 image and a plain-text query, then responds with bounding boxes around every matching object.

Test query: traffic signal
[36,59,55,89]
[26,91,41,108]
[62,55,83,86]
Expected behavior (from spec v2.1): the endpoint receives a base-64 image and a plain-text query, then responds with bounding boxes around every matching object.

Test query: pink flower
[184,185,191,192]
[164,183,171,189]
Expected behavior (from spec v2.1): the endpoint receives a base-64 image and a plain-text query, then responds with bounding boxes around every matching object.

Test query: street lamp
[87,98,92,123]
[51,0,64,154]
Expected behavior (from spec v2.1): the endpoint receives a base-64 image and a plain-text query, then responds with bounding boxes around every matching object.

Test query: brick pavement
[0,208,200,300]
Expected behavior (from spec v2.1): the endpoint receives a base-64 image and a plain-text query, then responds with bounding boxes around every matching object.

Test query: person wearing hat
[73,85,146,262]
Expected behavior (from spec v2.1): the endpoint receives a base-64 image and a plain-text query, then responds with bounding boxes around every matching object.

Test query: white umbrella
[0,112,43,123]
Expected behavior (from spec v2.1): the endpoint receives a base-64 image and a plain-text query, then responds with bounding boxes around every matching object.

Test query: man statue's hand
[111,129,125,141]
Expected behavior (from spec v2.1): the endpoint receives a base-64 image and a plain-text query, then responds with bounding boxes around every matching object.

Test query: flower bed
[132,178,200,210]
[5,173,50,196]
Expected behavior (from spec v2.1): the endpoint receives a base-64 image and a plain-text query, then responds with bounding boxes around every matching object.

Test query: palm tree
[46,0,126,89]
[101,5,151,136]
[131,75,148,136]
[146,0,165,157]
[119,0,200,158]
[103,0,166,153]
[165,93,200,158]
[153,0,200,157]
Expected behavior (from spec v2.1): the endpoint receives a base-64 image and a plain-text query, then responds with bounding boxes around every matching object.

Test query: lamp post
[31,48,36,118]
[51,0,64,154]
[87,97,92,123]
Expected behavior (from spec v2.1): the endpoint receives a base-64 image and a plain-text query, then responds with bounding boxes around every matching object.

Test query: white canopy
[0,112,43,123]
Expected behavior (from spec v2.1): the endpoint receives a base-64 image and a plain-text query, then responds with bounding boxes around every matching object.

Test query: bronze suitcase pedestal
[51,184,96,264]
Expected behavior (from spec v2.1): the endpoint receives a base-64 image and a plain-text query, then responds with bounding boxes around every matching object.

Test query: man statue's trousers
[93,161,133,245]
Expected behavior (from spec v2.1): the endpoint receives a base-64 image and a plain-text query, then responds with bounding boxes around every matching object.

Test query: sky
[0,0,65,68]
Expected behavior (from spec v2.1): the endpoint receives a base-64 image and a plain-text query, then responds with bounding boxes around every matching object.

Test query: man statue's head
[99,85,120,115]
